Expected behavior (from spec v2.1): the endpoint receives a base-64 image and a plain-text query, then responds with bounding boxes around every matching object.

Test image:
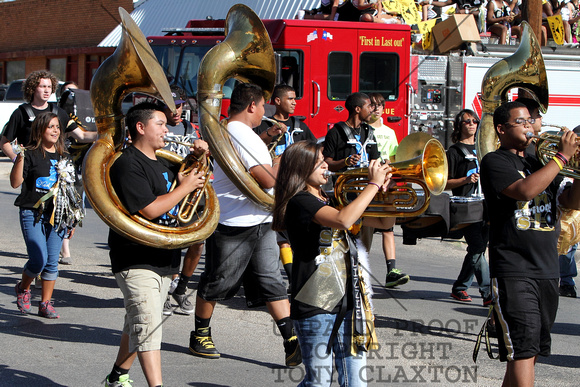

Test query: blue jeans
[294,313,366,387]
[452,222,490,298]
[20,209,66,281]
[559,243,578,287]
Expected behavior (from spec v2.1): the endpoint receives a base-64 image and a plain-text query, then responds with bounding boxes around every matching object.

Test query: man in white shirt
[188,83,301,367]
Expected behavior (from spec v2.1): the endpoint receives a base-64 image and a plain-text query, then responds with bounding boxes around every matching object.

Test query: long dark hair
[28,112,65,157]
[272,140,324,231]
[451,109,479,144]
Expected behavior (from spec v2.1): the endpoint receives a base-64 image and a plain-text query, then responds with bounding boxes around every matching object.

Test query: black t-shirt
[322,122,380,172]
[14,148,63,210]
[337,0,362,21]
[108,146,181,275]
[254,116,316,157]
[447,143,478,196]
[481,148,562,279]
[285,191,352,319]
[3,103,77,146]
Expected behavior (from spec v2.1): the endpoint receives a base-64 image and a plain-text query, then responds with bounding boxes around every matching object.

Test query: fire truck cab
[147,19,412,140]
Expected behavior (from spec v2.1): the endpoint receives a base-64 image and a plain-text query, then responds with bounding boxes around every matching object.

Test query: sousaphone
[83,7,219,249]
[197,4,276,211]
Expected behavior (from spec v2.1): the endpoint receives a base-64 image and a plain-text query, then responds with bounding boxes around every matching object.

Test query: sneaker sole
[174,308,195,315]
[385,275,410,288]
[450,294,472,302]
[189,346,220,359]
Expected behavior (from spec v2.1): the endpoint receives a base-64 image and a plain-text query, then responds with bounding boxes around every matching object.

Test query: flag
[547,15,564,45]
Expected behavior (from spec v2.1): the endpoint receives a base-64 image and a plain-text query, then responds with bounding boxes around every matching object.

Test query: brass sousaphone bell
[331,133,448,217]
[83,8,219,249]
[197,4,277,211]
[476,22,549,162]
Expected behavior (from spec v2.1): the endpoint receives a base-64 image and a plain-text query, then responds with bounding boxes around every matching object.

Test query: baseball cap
[171,91,185,104]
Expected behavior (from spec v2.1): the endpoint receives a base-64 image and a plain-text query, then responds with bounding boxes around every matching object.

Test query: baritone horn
[83,7,219,249]
[329,138,448,217]
[162,136,213,225]
[526,131,580,178]
[197,4,276,211]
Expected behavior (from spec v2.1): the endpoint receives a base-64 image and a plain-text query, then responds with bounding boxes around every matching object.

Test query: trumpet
[163,136,196,148]
[262,116,284,157]
[526,131,580,178]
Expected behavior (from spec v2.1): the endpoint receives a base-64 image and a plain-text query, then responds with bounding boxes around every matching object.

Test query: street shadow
[0,309,122,346]
[0,250,28,260]
[58,269,119,289]
[0,364,67,386]
[551,321,580,336]
[0,279,123,311]
[537,353,580,368]
[374,316,484,344]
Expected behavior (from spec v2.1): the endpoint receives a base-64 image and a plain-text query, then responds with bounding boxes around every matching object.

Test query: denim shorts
[115,269,172,352]
[20,208,66,281]
[197,223,287,306]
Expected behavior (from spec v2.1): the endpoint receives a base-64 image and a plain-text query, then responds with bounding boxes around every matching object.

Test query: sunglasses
[462,119,479,125]
[506,117,536,126]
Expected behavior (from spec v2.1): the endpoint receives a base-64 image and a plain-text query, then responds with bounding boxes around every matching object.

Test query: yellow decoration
[398,0,421,25]
[418,19,437,50]
[547,15,565,45]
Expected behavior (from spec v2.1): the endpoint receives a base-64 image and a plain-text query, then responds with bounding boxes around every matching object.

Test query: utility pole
[521,0,543,42]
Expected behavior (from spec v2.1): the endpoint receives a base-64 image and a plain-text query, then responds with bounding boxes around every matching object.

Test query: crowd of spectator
[300,0,580,46]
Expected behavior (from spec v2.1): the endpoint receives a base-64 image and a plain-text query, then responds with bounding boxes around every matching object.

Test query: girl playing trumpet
[272,140,392,387]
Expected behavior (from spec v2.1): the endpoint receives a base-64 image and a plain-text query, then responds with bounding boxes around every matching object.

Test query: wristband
[12,155,18,163]
[345,156,350,166]
[555,152,569,165]
[368,182,381,190]
[266,130,274,138]
[552,156,564,171]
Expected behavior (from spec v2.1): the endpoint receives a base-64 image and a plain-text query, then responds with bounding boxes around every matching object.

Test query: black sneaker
[483,294,493,307]
[163,295,173,316]
[559,284,577,298]
[172,292,194,315]
[385,269,410,288]
[283,335,302,367]
[451,290,472,302]
[189,328,220,359]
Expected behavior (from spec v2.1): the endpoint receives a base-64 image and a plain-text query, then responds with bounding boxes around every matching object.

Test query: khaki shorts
[115,269,171,352]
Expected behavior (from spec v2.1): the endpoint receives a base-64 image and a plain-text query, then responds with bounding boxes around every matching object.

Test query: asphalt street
[0,157,578,386]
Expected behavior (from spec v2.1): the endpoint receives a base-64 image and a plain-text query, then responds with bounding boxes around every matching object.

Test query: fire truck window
[275,50,303,98]
[180,46,212,97]
[328,52,352,100]
[152,45,182,84]
[359,53,399,101]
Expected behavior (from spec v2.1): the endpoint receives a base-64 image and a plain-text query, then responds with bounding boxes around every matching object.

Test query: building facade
[0,0,133,88]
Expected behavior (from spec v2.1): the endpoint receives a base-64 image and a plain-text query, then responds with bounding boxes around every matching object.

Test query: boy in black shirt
[480,101,580,386]
[105,103,205,387]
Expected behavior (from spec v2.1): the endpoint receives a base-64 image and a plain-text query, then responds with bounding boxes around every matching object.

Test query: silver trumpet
[263,116,284,157]
[163,136,196,148]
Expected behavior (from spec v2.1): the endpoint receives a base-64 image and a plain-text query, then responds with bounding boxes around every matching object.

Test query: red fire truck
[147,18,412,141]
[148,18,580,148]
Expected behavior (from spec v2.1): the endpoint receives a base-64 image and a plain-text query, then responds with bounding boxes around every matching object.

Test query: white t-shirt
[212,120,273,226]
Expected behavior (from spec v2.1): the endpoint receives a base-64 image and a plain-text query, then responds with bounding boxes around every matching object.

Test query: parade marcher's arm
[1,136,16,161]
[10,153,24,188]
[250,157,280,189]
[503,131,578,201]
[139,169,206,220]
